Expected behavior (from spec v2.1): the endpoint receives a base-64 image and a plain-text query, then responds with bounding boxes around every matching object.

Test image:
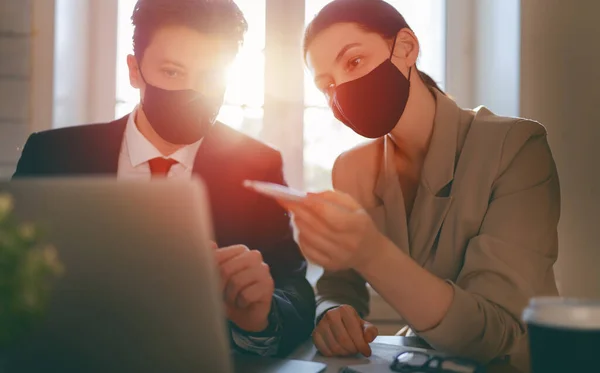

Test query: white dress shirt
[117,106,202,179]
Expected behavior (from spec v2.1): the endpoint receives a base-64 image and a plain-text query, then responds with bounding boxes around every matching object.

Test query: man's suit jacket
[316,90,560,372]
[13,116,316,356]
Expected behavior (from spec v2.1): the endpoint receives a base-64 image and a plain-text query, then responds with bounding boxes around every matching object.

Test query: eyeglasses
[390,351,485,373]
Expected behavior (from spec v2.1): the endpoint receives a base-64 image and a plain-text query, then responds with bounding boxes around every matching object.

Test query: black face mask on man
[137,65,223,145]
[330,35,412,139]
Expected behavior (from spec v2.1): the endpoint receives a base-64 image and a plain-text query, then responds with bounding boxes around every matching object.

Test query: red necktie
[148,157,177,178]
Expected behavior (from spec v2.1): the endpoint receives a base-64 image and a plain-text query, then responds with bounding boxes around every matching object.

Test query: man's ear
[127,54,142,89]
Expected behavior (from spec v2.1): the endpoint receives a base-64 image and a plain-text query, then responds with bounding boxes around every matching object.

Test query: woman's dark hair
[131,0,248,60]
[303,0,444,94]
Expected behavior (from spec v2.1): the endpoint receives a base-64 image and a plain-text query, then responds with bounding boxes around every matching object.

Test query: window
[115,0,445,191]
[213,0,266,140]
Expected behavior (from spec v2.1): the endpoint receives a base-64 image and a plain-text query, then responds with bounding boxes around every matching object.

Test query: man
[13,0,315,357]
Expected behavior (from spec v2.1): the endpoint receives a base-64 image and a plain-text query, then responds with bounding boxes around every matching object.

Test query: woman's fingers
[313,305,376,357]
[363,321,379,343]
[313,330,334,357]
[339,305,373,357]
[319,321,355,356]
[309,190,361,211]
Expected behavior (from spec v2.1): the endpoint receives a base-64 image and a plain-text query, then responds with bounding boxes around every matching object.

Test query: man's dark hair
[132,0,248,60]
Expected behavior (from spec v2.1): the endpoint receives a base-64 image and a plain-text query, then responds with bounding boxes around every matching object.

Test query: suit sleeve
[416,121,561,363]
[12,133,39,178]
[243,152,316,356]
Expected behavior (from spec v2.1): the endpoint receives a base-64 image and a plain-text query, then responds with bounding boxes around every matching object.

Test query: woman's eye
[347,57,362,70]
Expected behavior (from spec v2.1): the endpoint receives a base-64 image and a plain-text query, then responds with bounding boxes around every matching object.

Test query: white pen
[243,180,307,203]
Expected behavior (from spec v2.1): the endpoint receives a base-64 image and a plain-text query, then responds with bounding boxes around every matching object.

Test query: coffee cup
[522,297,600,373]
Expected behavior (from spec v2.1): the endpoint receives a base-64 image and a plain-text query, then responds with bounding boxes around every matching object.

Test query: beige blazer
[315,90,560,372]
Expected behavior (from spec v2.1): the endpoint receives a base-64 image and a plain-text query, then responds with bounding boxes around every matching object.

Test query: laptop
[2,178,231,372]
[1,178,326,373]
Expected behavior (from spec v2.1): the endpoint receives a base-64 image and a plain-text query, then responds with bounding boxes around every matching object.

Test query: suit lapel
[62,116,127,176]
[407,91,461,265]
[90,117,127,175]
[191,123,232,179]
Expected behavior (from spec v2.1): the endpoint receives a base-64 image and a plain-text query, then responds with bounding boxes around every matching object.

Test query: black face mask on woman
[138,67,222,145]
[331,36,412,139]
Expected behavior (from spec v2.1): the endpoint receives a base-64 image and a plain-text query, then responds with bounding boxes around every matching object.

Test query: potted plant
[0,192,63,355]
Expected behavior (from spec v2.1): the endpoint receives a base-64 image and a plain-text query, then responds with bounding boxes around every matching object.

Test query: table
[285,336,522,373]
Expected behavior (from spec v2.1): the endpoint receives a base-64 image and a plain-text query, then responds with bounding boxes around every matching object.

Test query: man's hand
[213,243,275,333]
[313,305,378,357]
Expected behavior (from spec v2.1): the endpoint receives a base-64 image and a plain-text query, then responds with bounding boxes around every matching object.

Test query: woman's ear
[392,28,420,68]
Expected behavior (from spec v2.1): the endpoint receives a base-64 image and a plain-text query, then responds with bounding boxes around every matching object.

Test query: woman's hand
[278,191,386,273]
[313,305,378,357]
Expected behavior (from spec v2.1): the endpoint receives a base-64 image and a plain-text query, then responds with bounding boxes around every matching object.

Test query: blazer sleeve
[417,121,561,363]
[315,152,371,321]
[315,269,370,321]
[246,152,316,356]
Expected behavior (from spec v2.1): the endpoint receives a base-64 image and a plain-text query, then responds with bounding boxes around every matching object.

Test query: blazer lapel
[94,117,127,174]
[408,92,461,265]
[72,116,126,175]
[408,186,454,265]
[191,122,232,179]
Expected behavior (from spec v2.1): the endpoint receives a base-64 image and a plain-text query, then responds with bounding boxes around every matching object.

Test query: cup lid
[522,297,600,330]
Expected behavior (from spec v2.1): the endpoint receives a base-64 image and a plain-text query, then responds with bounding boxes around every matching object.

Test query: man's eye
[163,69,180,78]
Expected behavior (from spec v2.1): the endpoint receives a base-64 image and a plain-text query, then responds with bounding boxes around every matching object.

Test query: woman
[282,0,560,370]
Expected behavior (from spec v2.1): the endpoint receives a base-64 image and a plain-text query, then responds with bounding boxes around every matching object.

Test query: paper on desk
[366,343,433,363]
[339,363,394,373]
[339,344,437,373]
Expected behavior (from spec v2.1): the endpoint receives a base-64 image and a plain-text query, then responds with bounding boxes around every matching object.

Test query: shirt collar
[125,105,202,170]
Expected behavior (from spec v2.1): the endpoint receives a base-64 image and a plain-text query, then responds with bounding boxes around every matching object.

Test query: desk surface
[287,336,521,373]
